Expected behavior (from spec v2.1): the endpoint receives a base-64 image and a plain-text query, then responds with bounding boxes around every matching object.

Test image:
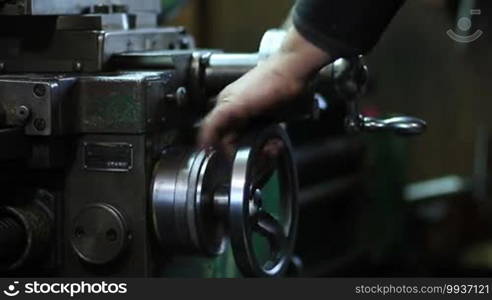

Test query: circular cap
[71,204,129,265]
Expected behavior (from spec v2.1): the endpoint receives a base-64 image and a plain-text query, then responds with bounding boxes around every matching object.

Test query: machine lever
[362,116,427,136]
[345,113,427,136]
[328,56,427,136]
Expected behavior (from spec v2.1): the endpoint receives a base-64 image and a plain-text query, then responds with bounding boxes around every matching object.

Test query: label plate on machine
[83,142,133,172]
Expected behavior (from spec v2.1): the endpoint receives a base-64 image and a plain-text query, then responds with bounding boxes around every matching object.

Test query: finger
[221,132,238,160]
[198,105,231,149]
[199,102,246,149]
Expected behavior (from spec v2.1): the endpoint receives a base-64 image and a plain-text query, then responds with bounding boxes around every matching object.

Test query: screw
[0,62,4,72]
[165,87,188,107]
[73,61,83,72]
[15,106,30,122]
[175,87,188,107]
[33,84,46,98]
[33,118,46,131]
[180,38,190,49]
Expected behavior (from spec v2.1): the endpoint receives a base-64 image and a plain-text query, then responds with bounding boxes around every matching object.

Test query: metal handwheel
[227,126,298,277]
[151,125,299,277]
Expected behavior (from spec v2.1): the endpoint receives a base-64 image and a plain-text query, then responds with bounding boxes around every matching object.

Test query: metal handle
[362,116,427,136]
[345,113,427,136]
[327,57,427,136]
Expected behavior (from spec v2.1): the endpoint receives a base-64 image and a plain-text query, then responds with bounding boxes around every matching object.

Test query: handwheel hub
[249,189,263,218]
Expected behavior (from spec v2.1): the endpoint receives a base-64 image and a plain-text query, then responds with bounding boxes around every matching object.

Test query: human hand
[198,27,331,154]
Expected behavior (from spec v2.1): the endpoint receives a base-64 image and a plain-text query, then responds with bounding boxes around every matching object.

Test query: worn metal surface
[64,134,152,276]
[74,72,171,134]
[0,76,74,136]
[0,71,181,135]
[0,0,161,15]
[0,27,189,73]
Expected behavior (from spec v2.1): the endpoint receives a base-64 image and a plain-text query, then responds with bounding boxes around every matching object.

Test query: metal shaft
[203,53,258,94]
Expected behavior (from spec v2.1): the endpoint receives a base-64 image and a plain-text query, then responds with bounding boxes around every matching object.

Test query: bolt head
[176,87,188,107]
[33,84,47,98]
[15,105,30,122]
[73,61,83,72]
[33,118,47,131]
[180,38,191,49]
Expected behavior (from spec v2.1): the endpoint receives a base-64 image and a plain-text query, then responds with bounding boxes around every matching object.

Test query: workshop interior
[0,0,491,278]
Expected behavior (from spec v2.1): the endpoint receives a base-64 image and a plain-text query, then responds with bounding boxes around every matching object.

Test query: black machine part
[0,192,54,271]
[0,216,26,264]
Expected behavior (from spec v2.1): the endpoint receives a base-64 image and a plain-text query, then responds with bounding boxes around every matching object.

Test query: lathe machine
[0,0,426,277]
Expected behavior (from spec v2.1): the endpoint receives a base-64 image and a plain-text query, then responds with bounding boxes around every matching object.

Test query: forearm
[293,0,405,57]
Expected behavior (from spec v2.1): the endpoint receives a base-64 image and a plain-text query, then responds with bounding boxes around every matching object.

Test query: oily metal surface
[151,148,227,255]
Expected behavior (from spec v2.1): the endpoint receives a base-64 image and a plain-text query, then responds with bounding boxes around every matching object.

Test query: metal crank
[321,57,427,136]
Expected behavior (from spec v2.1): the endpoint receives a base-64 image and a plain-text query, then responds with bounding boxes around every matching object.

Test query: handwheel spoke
[251,159,277,190]
[252,138,285,190]
[253,211,286,255]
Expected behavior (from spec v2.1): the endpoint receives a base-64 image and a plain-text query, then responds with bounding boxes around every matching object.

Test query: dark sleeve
[293,0,405,57]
